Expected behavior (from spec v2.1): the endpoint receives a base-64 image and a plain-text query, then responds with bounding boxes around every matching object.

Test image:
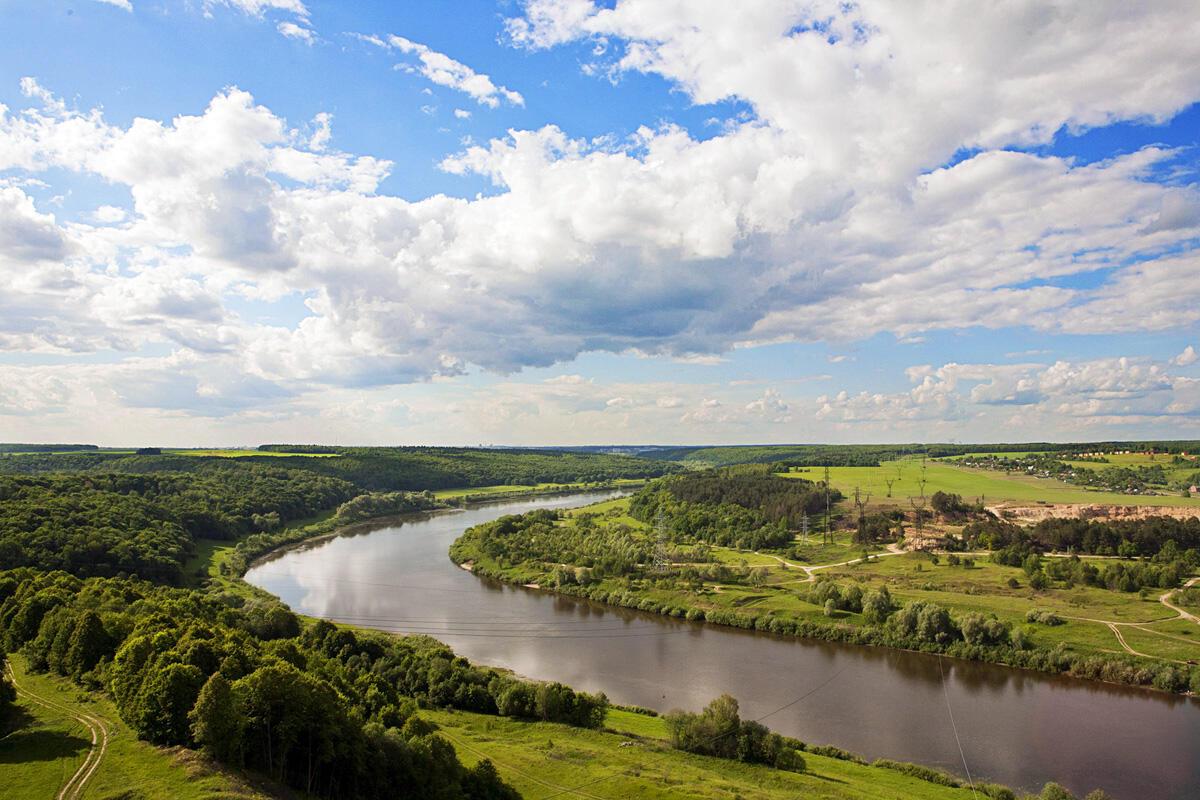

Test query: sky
[1,0,1199,447]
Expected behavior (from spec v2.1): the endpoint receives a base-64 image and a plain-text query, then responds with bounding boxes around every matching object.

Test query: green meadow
[426,707,989,800]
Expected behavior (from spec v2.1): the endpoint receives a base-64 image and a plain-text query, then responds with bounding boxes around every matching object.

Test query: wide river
[245,492,1200,799]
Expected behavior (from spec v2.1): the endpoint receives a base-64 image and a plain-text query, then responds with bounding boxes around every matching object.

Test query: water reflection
[245,491,1200,800]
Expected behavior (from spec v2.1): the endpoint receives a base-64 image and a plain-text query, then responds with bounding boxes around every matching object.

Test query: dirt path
[766,542,908,585]
[1159,576,1200,625]
[6,663,109,800]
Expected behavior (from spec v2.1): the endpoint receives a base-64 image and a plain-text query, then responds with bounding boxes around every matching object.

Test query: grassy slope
[428,707,979,800]
[3,657,276,800]
[782,459,1200,507]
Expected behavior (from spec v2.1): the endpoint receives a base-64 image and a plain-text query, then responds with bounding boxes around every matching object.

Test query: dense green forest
[0,443,100,453]
[0,467,357,583]
[0,445,677,491]
[0,446,686,798]
[0,445,676,585]
[0,569,615,798]
[629,467,839,549]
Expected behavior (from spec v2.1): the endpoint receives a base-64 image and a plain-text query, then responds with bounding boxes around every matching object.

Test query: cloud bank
[2,2,1200,441]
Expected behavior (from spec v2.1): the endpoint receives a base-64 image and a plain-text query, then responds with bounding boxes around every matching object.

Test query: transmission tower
[801,512,809,544]
[652,509,670,574]
[823,465,832,545]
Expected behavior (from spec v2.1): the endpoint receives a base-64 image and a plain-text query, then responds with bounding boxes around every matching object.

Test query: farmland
[782,458,1200,508]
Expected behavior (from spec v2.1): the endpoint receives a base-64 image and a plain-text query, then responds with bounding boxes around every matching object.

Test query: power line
[938,655,978,800]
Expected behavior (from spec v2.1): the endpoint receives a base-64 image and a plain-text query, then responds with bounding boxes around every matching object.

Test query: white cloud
[4,3,1200,437]
[277,21,315,44]
[454,108,472,120]
[91,204,128,223]
[205,0,309,17]
[1172,346,1198,367]
[364,35,524,108]
[92,0,133,11]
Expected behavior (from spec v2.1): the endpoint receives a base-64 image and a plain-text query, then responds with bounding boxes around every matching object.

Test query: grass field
[426,707,986,800]
[781,459,1200,508]
[3,657,275,800]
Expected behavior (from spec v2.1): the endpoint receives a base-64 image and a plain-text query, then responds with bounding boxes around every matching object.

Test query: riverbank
[449,497,1200,696]
[246,488,1200,799]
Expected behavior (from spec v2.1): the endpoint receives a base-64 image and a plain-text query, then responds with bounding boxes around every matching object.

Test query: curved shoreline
[450,543,1200,699]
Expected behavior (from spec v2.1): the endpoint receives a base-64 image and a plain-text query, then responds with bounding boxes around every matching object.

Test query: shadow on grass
[0,725,90,763]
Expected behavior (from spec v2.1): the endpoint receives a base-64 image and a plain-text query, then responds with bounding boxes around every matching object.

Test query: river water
[245,492,1200,799]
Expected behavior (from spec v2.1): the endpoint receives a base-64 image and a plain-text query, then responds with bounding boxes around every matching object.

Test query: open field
[3,657,273,800]
[781,459,1200,508]
[426,707,987,800]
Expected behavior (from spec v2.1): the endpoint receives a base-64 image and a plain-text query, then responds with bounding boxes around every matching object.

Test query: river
[244,491,1200,799]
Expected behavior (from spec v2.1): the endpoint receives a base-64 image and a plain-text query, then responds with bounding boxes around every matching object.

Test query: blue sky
[1,1,1199,446]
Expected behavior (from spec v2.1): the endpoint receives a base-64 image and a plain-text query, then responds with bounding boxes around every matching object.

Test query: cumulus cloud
[4,3,1200,434]
[1172,346,1198,367]
[92,0,133,11]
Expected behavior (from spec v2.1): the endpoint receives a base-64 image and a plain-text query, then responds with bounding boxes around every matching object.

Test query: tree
[861,586,894,624]
[1040,783,1077,800]
[64,610,110,679]
[190,672,245,763]
[135,662,205,745]
[0,651,16,733]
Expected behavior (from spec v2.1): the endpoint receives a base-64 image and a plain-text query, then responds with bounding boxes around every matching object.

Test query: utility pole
[801,512,809,544]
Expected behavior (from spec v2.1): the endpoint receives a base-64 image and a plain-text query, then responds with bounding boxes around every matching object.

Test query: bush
[871,759,960,787]
[1025,609,1064,626]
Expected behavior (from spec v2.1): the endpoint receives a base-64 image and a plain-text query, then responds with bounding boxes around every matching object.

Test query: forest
[0,468,356,583]
[0,446,682,798]
[628,466,838,549]
[0,445,677,491]
[0,568,613,799]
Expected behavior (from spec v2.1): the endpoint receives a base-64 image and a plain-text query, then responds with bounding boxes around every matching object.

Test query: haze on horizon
[2,1,1199,447]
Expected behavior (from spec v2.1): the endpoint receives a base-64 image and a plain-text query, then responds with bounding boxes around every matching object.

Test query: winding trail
[1160,576,1200,625]
[6,662,109,800]
[761,541,909,585]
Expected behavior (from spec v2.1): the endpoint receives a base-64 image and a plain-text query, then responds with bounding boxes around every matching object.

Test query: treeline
[0,569,616,798]
[628,468,837,549]
[0,467,356,583]
[965,516,1200,558]
[0,443,98,453]
[633,441,1200,467]
[0,446,678,492]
